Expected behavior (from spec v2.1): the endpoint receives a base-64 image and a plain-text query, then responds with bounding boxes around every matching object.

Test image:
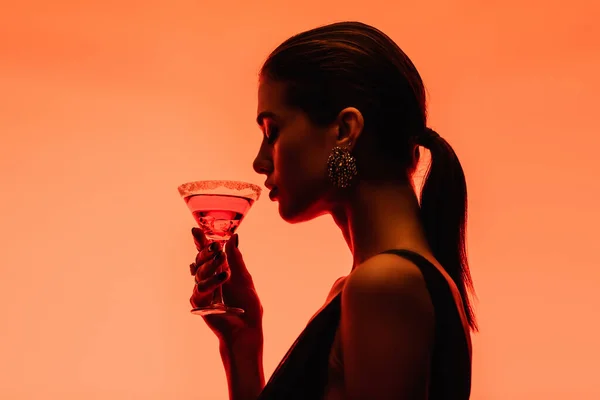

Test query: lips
[264,180,278,200]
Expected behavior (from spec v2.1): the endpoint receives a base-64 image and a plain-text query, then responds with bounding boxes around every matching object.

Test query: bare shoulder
[340,252,436,351]
[342,253,432,305]
[338,253,435,398]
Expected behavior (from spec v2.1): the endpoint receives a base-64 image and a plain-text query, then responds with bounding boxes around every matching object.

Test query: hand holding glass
[178,180,262,316]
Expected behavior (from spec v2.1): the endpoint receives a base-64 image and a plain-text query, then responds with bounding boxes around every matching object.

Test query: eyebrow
[256,111,278,126]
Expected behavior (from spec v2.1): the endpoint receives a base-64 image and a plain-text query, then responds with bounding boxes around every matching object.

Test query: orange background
[1,1,598,399]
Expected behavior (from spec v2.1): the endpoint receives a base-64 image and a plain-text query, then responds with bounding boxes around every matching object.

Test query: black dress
[256,249,472,399]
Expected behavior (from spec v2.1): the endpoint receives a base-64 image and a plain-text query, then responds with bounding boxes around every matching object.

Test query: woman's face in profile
[253,78,338,223]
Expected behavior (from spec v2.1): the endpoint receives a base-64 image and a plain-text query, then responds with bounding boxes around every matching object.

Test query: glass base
[191,303,245,316]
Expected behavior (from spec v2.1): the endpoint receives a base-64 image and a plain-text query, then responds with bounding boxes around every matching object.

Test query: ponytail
[418,128,478,331]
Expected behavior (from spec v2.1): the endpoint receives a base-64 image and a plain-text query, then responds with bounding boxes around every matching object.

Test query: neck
[330,180,430,269]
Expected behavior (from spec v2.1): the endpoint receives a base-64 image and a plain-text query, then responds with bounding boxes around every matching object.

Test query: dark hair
[260,21,477,331]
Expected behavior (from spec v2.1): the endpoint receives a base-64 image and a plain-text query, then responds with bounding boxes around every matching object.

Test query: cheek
[275,146,302,179]
[276,140,327,187]
[274,140,331,220]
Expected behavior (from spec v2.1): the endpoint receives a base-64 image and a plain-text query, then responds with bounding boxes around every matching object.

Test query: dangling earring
[327,143,358,189]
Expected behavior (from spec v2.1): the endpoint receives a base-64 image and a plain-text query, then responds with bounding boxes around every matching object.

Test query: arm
[219,334,265,400]
[340,254,435,399]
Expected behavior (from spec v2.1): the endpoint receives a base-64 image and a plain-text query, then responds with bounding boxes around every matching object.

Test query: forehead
[257,79,288,116]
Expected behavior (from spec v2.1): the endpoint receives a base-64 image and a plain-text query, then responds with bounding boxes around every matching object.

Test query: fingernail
[234,234,239,248]
[217,271,228,281]
[191,227,200,236]
[208,242,218,253]
[189,263,196,275]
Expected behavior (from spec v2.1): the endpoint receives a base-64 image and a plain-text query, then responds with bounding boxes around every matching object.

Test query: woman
[189,21,476,400]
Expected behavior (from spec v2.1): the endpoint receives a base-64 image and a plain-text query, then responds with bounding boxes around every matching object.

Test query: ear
[335,107,364,150]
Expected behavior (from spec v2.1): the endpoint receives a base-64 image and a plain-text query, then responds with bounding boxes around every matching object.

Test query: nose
[252,143,273,176]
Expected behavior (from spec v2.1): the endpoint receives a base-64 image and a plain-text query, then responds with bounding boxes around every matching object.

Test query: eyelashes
[264,124,279,144]
[267,127,279,144]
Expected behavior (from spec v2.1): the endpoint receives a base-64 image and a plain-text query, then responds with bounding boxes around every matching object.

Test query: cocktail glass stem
[208,239,228,309]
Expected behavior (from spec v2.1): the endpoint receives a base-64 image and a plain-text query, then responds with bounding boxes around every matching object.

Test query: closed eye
[266,126,279,144]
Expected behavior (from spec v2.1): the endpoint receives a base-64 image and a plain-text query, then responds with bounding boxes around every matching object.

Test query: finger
[224,234,253,282]
[194,241,221,267]
[189,242,220,276]
[190,270,229,308]
[196,251,227,281]
[191,227,208,251]
[195,270,230,294]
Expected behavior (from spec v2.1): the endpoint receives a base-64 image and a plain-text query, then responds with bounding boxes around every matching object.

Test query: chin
[277,195,328,224]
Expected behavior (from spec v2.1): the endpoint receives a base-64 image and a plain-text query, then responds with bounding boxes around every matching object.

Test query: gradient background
[1,1,598,399]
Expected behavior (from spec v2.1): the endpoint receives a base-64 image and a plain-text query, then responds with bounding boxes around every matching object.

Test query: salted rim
[177,180,262,201]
